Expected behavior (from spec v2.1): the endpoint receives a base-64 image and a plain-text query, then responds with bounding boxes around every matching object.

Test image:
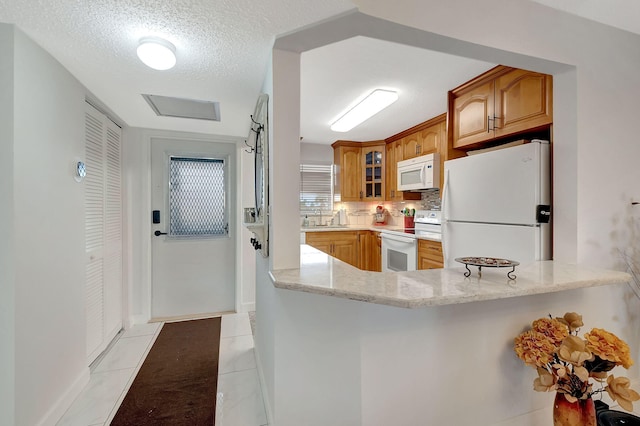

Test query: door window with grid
[169,156,227,237]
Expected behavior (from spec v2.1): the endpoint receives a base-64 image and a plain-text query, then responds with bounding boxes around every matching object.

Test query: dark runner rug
[111,317,221,426]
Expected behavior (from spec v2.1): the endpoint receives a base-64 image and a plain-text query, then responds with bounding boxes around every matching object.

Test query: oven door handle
[381,233,416,244]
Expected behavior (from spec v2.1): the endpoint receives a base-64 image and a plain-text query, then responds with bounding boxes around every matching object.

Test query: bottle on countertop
[339,208,347,225]
[303,215,309,227]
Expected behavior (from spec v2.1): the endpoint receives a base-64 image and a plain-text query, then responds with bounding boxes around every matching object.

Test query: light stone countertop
[269,245,632,308]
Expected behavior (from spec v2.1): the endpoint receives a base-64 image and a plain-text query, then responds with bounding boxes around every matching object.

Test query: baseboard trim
[36,367,90,426]
[130,314,148,326]
[150,310,234,323]
[253,346,274,426]
[240,302,255,313]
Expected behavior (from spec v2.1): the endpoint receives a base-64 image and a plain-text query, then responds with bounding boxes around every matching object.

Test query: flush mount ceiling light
[136,37,176,70]
[330,89,399,132]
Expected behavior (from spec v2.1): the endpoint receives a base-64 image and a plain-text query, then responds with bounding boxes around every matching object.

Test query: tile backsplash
[301,190,441,227]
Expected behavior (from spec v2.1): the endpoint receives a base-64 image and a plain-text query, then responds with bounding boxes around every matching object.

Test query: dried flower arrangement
[514,312,640,411]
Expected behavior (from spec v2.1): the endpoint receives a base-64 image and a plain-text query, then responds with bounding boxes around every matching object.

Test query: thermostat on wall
[75,161,86,182]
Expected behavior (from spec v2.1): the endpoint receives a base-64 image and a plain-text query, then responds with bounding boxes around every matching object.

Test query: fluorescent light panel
[330,89,398,132]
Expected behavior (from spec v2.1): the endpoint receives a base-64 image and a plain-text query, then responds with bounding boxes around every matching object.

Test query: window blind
[300,164,333,213]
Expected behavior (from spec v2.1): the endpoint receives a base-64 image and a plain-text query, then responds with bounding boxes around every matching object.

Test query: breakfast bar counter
[269,245,631,308]
[258,246,639,426]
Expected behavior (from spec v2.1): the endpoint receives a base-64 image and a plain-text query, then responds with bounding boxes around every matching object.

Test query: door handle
[154,230,167,236]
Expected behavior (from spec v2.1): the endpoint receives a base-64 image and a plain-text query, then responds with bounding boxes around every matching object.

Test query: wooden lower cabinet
[360,231,381,272]
[305,230,381,271]
[417,239,443,270]
[305,231,359,268]
[358,231,369,271]
[371,231,382,272]
[306,232,439,271]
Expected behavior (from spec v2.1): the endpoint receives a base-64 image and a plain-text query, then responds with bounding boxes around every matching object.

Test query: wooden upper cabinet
[403,132,421,159]
[419,121,442,155]
[435,120,447,190]
[385,138,420,201]
[494,69,553,138]
[333,144,362,202]
[384,112,447,197]
[333,141,385,202]
[385,142,396,200]
[361,144,385,201]
[450,66,552,149]
[452,80,494,148]
[394,137,404,165]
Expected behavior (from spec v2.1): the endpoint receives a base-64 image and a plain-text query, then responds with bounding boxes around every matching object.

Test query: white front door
[150,137,236,319]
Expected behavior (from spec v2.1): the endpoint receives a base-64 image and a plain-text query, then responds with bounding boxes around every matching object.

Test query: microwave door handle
[420,164,426,184]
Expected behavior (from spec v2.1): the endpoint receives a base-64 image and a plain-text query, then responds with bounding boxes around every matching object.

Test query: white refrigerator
[442,140,551,268]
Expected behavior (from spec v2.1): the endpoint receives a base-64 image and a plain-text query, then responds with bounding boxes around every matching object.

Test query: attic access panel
[142,94,221,121]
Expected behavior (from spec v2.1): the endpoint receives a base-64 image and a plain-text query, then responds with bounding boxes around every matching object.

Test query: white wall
[269,282,639,426]
[239,142,257,312]
[270,49,302,270]
[123,128,253,322]
[254,53,277,423]
[11,26,89,426]
[0,23,16,426]
[255,3,640,424]
[300,142,333,164]
[354,0,640,269]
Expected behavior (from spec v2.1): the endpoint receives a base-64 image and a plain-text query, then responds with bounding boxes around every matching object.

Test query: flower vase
[553,392,596,426]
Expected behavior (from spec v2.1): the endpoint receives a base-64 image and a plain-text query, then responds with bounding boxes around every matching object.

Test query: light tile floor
[57,312,268,426]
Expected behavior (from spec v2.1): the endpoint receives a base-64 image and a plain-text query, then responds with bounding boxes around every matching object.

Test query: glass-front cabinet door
[362,145,384,200]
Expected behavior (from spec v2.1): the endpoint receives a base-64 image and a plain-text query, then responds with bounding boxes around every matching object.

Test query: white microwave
[397,153,440,191]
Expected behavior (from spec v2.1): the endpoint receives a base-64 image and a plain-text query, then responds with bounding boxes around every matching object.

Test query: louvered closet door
[85,103,123,364]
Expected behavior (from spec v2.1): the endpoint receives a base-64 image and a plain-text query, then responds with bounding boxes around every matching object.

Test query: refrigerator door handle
[442,169,450,222]
[441,169,450,266]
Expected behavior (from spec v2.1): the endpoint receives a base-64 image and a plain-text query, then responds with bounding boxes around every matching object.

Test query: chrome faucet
[315,209,322,226]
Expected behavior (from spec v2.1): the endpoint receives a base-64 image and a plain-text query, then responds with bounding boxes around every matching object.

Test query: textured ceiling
[1,0,639,141]
[0,0,354,136]
[301,37,496,144]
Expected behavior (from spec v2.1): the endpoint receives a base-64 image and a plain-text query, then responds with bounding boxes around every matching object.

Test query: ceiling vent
[142,94,221,121]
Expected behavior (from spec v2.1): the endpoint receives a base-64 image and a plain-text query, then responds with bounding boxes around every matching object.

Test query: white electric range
[381,210,441,272]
